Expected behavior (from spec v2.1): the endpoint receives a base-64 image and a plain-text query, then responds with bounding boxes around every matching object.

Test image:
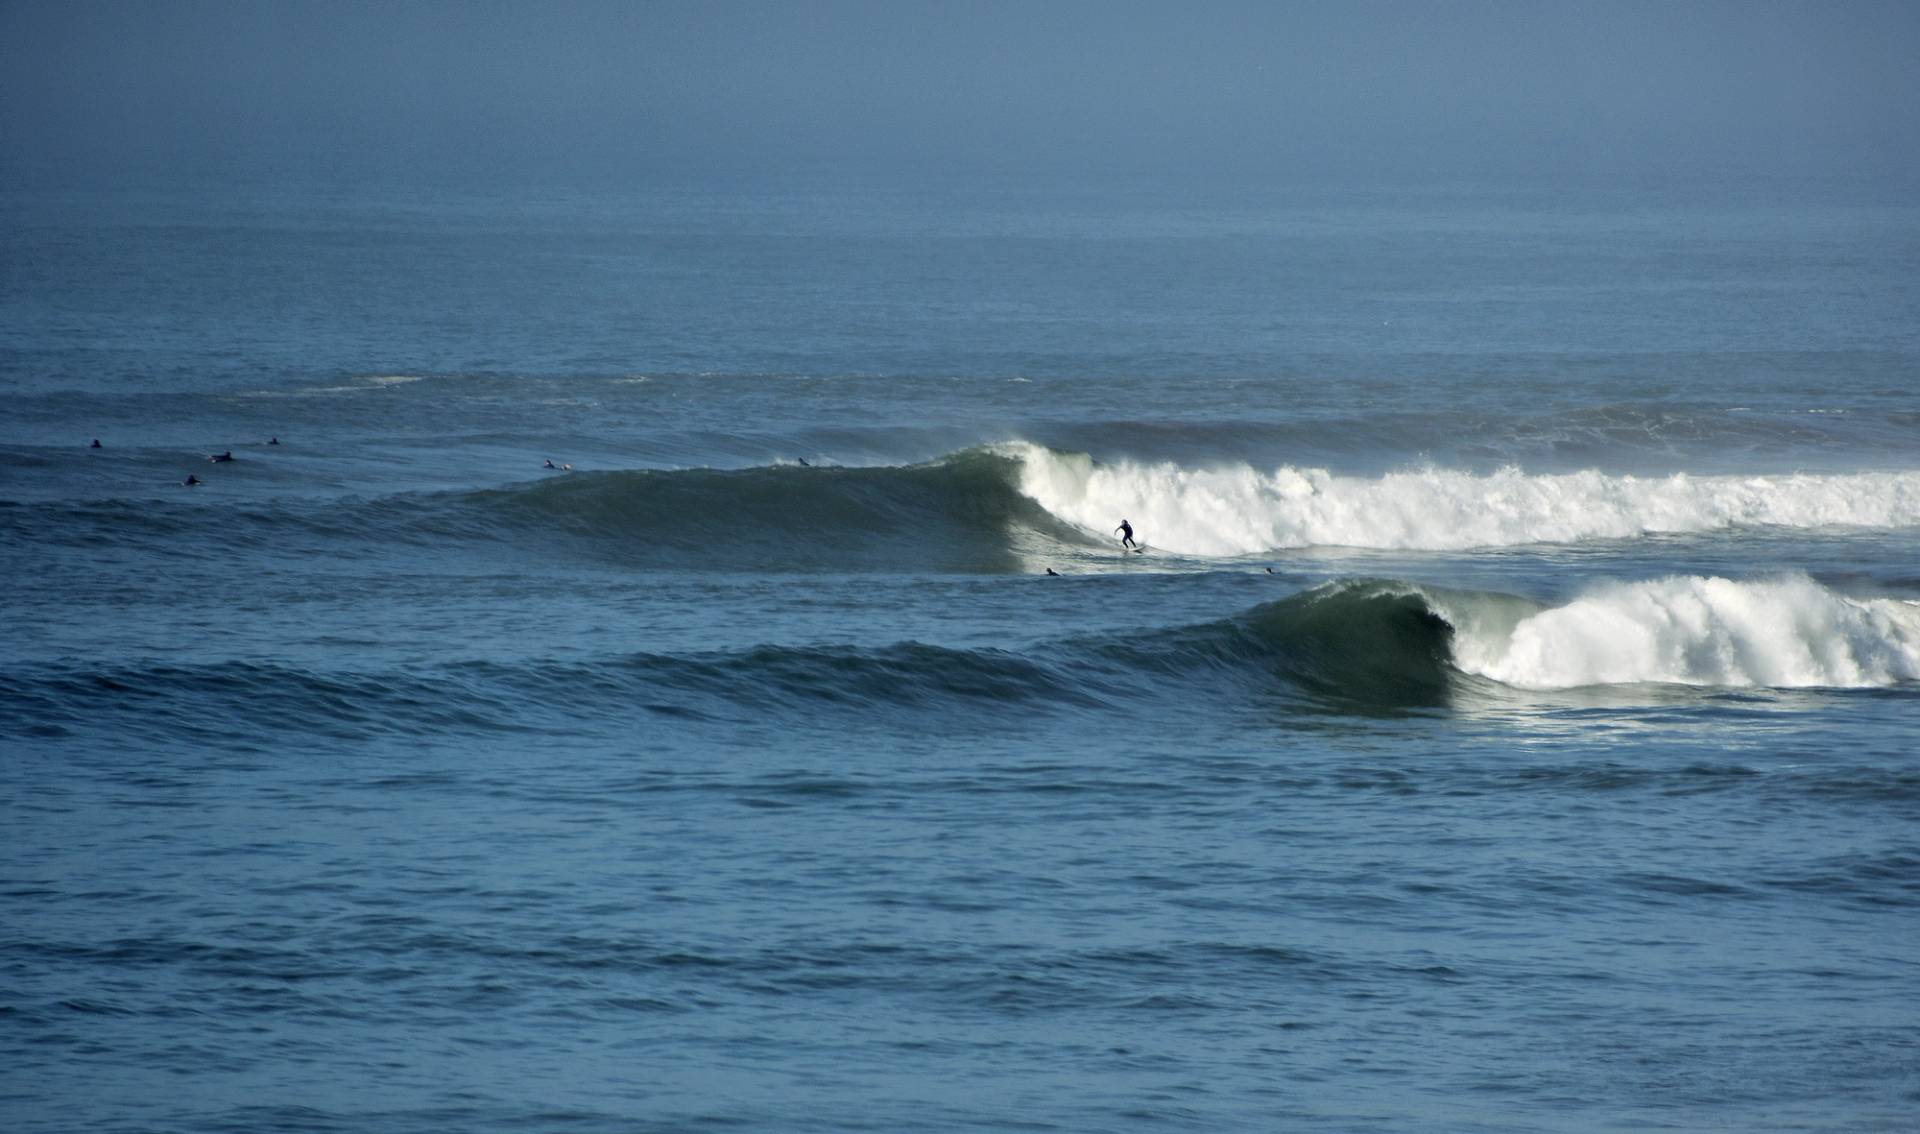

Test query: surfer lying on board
[1116,519,1136,549]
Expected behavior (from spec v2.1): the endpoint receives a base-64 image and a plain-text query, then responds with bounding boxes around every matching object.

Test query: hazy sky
[4,0,1917,183]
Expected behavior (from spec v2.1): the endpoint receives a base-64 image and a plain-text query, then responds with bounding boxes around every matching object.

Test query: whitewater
[1009,442,1920,553]
[1438,574,1920,690]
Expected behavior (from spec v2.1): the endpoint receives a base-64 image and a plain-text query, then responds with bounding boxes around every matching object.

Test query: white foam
[236,374,430,398]
[1441,575,1920,689]
[1004,443,1920,554]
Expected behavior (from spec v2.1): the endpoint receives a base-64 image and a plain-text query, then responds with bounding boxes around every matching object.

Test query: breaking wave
[1008,442,1920,553]
[1438,574,1920,690]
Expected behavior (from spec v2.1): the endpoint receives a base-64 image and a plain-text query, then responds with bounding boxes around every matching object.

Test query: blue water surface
[2,168,1917,1132]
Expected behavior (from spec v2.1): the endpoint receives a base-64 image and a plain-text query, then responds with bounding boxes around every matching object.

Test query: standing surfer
[1116,519,1136,549]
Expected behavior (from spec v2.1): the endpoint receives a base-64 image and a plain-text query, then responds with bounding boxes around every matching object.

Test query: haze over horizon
[4,0,1918,187]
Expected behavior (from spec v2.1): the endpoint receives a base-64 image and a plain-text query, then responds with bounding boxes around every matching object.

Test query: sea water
[2,170,1917,1132]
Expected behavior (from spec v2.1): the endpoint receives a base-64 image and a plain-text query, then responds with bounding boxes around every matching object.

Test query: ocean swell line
[4,578,1913,747]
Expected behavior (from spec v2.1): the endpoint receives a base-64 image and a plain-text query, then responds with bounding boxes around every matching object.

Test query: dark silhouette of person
[1116,519,1136,548]
[183,474,201,486]
[90,439,102,448]
[269,437,280,445]
[1045,567,1059,576]
[209,451,233,463]
[797,457,810,467]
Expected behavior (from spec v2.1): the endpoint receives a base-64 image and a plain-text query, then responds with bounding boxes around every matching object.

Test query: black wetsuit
[1116,521,1136,548]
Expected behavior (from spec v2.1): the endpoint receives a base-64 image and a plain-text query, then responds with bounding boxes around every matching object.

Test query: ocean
[2,169,1917,1132]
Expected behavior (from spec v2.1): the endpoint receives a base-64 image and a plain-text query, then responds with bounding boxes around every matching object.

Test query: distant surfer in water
[1116,519,1136,549]
[209,450,233,463]
[90,439,102,449]
[183,474,201,486]
[1045,567,1059,576]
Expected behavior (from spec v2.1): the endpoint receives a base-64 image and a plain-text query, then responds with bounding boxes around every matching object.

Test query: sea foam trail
[1007,443,1920,553]
[1438,575,1920,690]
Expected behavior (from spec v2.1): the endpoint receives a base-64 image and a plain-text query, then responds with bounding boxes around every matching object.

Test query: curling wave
[1242,574,1920,693]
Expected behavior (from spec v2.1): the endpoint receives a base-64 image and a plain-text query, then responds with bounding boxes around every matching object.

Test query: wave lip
[1441,575,1920,690]
[1008,442,1920,553]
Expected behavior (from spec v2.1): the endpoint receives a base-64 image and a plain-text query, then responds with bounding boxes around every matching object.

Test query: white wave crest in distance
[1007,443,1920,554]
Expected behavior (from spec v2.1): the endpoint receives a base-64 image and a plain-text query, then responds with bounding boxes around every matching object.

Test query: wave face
[1009,442,1920,553]
[0,449,1088,571]
[471,449,1085,570]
